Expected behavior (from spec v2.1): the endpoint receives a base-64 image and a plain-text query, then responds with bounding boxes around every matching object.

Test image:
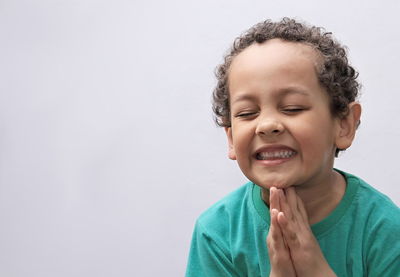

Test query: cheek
[292,118,335,158]
[232,125,254,151]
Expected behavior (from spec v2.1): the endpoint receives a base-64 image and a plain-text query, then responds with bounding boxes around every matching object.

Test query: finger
[269,209,285,249]
[269,187,281,211]
[277,211,300,249]
[286,187,298,215]
[269,211,297,277]
[279,189,293,220]
[276,211,290,250]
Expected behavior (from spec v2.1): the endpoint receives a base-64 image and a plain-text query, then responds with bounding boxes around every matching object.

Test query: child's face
[225,39,344,189]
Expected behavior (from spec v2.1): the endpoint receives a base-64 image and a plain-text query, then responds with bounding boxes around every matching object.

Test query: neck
[262,170,347,225]
[297,170,346,224]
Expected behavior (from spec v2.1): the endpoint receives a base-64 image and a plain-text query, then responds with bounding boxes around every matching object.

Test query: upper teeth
[257,150,295,160]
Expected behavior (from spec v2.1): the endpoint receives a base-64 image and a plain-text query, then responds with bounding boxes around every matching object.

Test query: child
[186,18,400,277]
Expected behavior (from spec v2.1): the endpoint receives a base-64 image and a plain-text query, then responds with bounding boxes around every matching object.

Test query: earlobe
[225,127,237,160]
[335,102,362,150]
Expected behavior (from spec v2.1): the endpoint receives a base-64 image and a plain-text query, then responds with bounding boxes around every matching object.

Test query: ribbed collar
[251,169,359,237]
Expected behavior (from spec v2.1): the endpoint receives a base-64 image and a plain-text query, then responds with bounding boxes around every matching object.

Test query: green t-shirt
[186,170,400,277]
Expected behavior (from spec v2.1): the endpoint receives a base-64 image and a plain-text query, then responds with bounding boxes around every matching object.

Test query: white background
[0,0,399,276]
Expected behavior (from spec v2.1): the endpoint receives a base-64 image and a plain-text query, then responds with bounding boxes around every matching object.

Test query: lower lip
[255,155,296,166]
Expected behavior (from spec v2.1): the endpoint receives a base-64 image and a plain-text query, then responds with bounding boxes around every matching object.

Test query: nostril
[255,121,284,136]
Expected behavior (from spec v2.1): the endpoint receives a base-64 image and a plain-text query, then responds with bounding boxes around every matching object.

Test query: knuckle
[288,232,297,241]
[271,253,291,267]
[266,237,272,247]
[266,234,275,246]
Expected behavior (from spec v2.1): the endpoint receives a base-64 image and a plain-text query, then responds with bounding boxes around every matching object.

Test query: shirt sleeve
[185,220,241,277]
[365,208,400,277]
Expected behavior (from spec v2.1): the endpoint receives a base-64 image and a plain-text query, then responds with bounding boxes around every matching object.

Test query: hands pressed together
[267,187,337,277]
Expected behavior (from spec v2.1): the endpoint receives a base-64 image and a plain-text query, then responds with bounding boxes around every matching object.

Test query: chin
[253,177,293,190]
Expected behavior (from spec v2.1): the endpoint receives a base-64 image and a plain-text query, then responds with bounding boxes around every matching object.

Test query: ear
[335,102,362,151]
[224,127,237,160]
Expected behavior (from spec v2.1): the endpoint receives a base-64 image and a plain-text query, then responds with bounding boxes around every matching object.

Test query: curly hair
[212,18,360,131]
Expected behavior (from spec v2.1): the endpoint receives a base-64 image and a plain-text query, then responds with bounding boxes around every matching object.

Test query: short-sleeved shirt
[186,170,400,277]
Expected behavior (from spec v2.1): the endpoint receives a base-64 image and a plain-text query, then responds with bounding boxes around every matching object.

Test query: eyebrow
[280,87,310,97]
[231,87,310,104]
[231,94,258,104]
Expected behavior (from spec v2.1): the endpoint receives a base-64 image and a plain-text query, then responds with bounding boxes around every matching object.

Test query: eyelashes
[234,106,309,118]
[281,107,308,114]
[236,112,258,118]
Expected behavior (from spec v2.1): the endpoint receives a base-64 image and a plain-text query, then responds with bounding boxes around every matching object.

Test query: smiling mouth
[256,150,297,160]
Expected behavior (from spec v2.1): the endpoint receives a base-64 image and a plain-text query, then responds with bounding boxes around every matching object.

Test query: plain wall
[0,0,399,276]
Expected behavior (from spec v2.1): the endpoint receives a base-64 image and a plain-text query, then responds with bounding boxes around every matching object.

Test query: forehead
[228,39,322,94]
[230,39,320,71]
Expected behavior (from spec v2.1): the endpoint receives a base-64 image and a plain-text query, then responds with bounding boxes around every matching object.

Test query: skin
[224,39,361,276]
[267,186,338,277]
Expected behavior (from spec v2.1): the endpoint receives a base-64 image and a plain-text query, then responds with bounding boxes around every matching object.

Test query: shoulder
[345,171,400,220]
[197,182,252,226]
[357,176,400,238]
[344,173,400,276]
[343,171,400,264]
[195,182,254,241]
[186,184,253,277]
[189,183,254,258]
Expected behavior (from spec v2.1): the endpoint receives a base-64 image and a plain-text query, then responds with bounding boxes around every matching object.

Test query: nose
[255,117,284,137]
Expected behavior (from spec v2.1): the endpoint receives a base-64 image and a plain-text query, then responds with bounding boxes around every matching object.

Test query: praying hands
[267,187,337,277]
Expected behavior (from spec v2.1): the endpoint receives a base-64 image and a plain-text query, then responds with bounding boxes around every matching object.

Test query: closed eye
[284,108,303,112]
[281,107,308,114]
[236,111,258,118]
